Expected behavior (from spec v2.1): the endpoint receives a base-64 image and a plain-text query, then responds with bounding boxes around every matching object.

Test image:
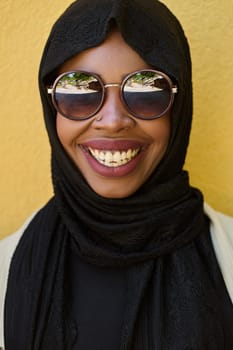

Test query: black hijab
[5,0,233,349]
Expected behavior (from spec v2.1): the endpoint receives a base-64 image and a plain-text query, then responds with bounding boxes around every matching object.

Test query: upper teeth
[88,147,140,167]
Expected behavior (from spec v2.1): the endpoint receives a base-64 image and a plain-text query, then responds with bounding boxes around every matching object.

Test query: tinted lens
[123,71,173,119]
[53,72,103,119]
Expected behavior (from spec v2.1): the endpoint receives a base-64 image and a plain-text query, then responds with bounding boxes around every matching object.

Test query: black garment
[67,234,233,350]
[66,242,126,350]
[4,0,233,349]
[5,199,233,349]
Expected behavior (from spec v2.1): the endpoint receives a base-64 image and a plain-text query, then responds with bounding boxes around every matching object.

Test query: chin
[88,181,140,199]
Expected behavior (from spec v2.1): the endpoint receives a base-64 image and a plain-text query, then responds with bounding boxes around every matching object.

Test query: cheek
[147,115,171,147]
[56,113,77,147]
[161,119,170,147]
[146,116,171,172]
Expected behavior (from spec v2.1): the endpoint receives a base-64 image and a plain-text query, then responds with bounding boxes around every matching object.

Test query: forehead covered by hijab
[40,0,190,82]
[39,0,193,184]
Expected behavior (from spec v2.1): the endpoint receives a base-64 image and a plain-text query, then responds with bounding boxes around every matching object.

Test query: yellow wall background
[0,0,233,239]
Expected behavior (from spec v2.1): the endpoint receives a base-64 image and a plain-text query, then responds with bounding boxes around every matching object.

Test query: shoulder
[0,211,38,263]
[204,203,233,303]
[0,211,38,349]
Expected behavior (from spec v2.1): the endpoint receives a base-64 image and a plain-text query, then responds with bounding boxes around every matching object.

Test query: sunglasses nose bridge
[104,83,121,89]
[101,83,127,114]
[101,83,124,110]
[103,83,127,109]
[101,83,125,111]
[95,83,135,130]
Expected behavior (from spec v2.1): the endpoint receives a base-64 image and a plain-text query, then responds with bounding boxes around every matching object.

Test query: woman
[0,0,233,349]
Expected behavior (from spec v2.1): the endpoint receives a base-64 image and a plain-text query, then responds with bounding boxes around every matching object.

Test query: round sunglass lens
[54,72,103,119]
[123,71,172,119]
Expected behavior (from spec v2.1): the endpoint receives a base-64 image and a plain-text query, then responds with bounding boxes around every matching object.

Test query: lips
[79,140,148,177]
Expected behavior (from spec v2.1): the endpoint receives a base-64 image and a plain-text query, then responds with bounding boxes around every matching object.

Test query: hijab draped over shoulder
[4,0,233,349]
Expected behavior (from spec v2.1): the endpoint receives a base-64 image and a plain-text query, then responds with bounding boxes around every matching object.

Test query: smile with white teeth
[88,147,141,167]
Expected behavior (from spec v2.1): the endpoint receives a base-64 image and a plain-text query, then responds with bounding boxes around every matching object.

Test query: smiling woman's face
[56,30,171,198]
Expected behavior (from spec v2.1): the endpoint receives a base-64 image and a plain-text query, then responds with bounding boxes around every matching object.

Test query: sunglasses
[47,69,178,121]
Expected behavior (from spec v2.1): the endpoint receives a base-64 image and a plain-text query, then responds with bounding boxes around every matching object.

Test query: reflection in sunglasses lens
[123,71,171,118]
[55,72,103,119]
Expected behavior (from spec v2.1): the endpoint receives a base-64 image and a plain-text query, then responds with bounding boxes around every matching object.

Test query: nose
[92,87,136,132]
